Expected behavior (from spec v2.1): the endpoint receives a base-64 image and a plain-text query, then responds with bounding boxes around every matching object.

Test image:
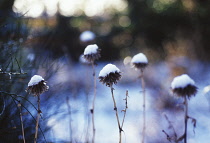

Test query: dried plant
[164,74,198,143]
[18,101,26,143]
[131,53,148,143]
[99,64,124,143]
[26,75,49,143]
[83,44,101,143]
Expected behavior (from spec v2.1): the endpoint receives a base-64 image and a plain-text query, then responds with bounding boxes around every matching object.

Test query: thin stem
[0,91,40,117]
[7,94,46,143]
[110,85,122,143]
[0,96,5,116]
[184,97,188,143]
[84,67,91,142]
[140,70,146,143]
[18,102,26,143]
[14,57,22,73]
[34,95,41,143]
[163,114,177,141]
[121,90,128,128]
[91,62,96,143]
[66,97,73,142]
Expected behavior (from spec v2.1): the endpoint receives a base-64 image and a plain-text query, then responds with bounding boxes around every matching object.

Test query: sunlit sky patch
[13,0,127,18]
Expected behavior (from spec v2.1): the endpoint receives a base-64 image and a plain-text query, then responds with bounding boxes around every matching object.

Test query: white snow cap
[28,75,44,86]
[80,31,95,42]
[131,53,148,64]
[84,44,99,55]
[99,64,120,77]
[171,74,195,89]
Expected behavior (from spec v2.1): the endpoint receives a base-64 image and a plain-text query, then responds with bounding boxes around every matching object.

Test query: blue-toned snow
[38,59,210,143]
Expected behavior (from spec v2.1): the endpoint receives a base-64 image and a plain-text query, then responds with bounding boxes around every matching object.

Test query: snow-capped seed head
[80,31,95,42]
[171,74,197,98]
[83,44,101,62]
[26,75,49,96]
[99,64,121,87]
[131,53,148,69]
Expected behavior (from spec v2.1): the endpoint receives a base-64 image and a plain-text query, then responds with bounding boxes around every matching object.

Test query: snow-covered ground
[39,59,210,143]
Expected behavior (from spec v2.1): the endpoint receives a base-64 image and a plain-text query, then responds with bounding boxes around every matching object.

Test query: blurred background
[1,0,210,142]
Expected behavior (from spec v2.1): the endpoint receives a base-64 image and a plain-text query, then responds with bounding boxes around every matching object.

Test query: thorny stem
[140,70,146,143]
[91,62,96,143]
[121,90,129,129]
[34,94,41,143]
[66,97,73,142]
[184,96,188,143]
[110,85,122,143]
[18,102,26,143]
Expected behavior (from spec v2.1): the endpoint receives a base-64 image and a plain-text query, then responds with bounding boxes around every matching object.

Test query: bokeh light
[13,0,128,18]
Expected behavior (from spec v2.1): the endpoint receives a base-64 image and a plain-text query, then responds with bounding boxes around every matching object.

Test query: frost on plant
[80,31,96,42]
[83,44,101,63]
[26,75,49,96]
[99,64,121,87]
[131,53,148,69]
[171,74,197,98]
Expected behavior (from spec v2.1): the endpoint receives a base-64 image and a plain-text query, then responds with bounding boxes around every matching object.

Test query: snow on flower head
[131,53,148,69]
[83,44,101,62]
[26,75,49,96]
[171,74,197,98]
[99,64,121,87]
[84,44,98,55]
[28,75,44,86]
[79,31,95,42]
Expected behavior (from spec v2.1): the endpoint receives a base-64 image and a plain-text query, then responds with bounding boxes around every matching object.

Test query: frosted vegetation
[131,53,148,64]
[2,0,210,142]
[28,75,44,86]
[99,63,120,77]
[171,74,195,89]
[1,42,210,143]
[84,44,99,55]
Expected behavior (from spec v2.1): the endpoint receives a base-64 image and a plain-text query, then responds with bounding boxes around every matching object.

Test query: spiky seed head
[83,44,101,63]
[131,53,148,70]
[99,64,121,87]
[171,74,197,98]
[26,75,49,96]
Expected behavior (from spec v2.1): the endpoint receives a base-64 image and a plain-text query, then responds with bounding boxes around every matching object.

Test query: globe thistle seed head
[131,53,148,70]
[99,64,121,87]
[83,44,101,62]
[132,63,148,69]
[172,84,197,98]
[99,71,122,87]
[171,74,197,98]
[26,75,49,96]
